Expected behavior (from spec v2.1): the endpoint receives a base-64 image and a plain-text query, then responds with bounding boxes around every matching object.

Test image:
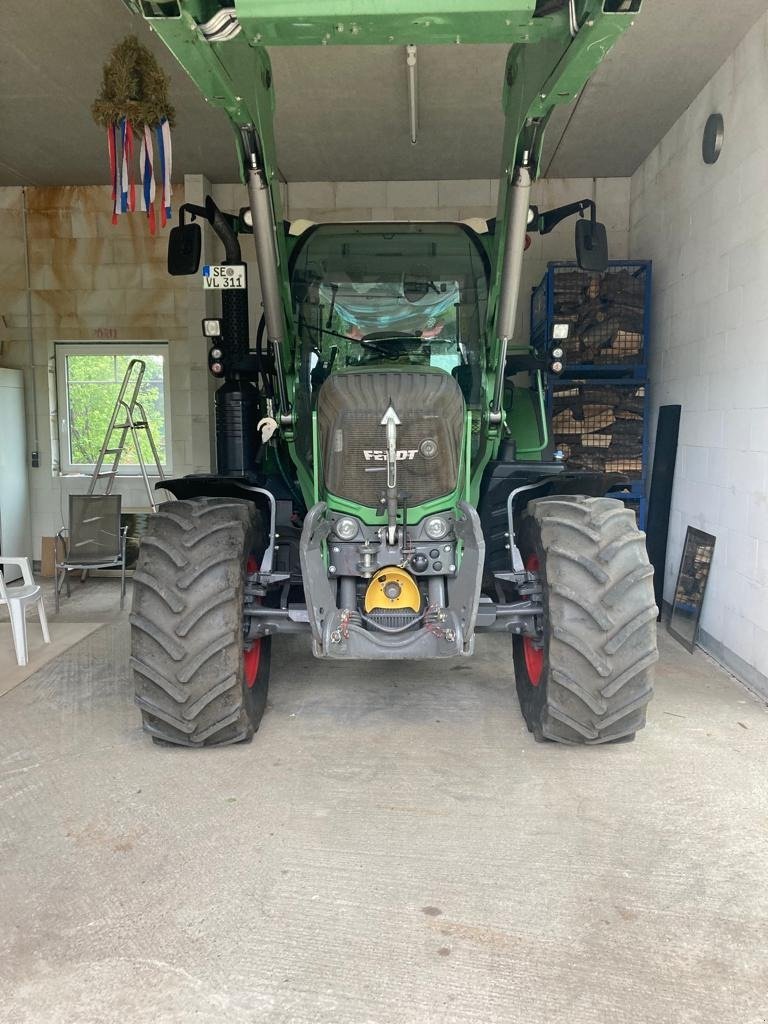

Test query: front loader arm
[128,0,641,425]
[128,3,294,380]
[487,0,640,424]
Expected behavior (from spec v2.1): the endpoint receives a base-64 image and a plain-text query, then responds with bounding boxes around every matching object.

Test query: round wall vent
[702,113,724,164]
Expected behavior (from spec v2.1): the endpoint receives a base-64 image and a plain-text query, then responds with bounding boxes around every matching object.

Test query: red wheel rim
[244,555,262,689]
[522,553,544,686]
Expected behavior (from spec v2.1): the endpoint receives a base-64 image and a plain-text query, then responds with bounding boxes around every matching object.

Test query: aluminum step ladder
[87,359,165,512]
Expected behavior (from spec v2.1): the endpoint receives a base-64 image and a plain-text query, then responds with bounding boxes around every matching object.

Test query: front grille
[365,609,422,632]
[317,370,465,508]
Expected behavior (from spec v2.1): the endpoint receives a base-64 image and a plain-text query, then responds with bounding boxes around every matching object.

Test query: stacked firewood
[552,268,645,364]
[552,383,645,477]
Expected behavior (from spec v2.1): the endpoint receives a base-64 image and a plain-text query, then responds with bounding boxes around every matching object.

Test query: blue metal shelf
[531,260,652,380]
[557,362,647,380]
[534,261,652,531]
[607,481,649,531]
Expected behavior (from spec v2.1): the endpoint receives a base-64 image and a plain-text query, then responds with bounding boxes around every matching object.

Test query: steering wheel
[360,331,425,357]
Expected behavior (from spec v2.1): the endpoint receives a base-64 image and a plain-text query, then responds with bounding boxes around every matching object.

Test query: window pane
[66,354,118,384]
[65,352,167,467]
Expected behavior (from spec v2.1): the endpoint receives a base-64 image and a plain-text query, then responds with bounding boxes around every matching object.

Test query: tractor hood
[316,369,465,510]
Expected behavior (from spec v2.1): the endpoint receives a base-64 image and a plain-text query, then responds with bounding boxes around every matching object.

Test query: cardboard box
[40,536,57,577]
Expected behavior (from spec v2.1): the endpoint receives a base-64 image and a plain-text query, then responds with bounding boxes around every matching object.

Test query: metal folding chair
[55,494,128,612]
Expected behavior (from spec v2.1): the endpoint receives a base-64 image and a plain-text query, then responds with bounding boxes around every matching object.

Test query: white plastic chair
[0,557,50,667]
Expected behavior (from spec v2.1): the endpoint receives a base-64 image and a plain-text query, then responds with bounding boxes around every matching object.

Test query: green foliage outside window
[65,353,167,466]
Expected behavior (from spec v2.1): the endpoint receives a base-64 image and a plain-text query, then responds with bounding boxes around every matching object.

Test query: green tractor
[126,0,657,747]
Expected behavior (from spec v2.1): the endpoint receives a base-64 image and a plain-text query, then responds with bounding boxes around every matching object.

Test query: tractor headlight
[202,318,221,338]
[424,516,449,540]
[334,517,359,540]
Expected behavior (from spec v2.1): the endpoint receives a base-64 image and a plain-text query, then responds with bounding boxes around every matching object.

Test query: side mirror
[575,219,608,273]
[167,222,201,276]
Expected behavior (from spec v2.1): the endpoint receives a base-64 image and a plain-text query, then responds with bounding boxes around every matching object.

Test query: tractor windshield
[290,222,489,406]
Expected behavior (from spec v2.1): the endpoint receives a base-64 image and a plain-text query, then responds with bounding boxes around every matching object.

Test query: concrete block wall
[0,181,211,557]
[630,11,768,688]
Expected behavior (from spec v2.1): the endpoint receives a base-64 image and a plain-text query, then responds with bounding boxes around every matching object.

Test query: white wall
[630,12,768,686]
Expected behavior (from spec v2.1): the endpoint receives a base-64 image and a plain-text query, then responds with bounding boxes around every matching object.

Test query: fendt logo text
[363,449,418,461]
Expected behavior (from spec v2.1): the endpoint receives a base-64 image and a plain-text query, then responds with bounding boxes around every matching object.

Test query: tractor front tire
[131,497,271,747]
[513,495,658,744]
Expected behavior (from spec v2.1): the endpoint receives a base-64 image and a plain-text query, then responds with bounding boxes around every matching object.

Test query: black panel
[215,381,261,476]
[603,1,641,11]
[221,279,249,363]
[647,405,681,616]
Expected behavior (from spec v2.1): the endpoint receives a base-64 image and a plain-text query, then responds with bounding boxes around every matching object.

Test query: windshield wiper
[298,318,361,344]
[362,334,424,344]
[300,318,434,346]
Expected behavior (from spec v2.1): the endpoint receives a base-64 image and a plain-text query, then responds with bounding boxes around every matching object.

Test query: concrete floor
[1,581,767,1024]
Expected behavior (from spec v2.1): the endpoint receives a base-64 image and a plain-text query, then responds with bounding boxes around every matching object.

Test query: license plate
[202,264,246,289]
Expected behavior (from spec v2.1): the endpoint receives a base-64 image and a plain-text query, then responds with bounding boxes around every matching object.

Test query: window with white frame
[54,343,171,475]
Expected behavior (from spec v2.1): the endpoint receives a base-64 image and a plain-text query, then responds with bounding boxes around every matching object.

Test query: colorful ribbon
[115,119,124,219]
[107,123,118,225]
[120,118,129,213]
[109,116,171,234]
[156,116,173,227]
[162,117,172,220]
[140,123,157,235]
[125,120,136,212]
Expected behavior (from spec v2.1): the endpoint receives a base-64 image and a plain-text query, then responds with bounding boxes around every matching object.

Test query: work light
[334,517,359,540]
[424,516,449,540]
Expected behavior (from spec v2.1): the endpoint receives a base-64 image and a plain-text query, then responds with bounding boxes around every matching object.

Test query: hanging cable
[542,84,587,178]
[199,8,242,42]
[21,187,40,467]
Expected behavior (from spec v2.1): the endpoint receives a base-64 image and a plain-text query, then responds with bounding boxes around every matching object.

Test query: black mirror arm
[178,202,208,225]
[535,198,596,235]
[178,197,242,262]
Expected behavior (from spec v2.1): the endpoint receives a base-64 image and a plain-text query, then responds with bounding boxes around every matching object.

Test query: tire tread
[515,494,657,744]
[131,497,270,747]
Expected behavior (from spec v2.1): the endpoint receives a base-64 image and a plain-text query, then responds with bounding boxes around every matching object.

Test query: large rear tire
[513,495,658,744]
[131,497,271,747]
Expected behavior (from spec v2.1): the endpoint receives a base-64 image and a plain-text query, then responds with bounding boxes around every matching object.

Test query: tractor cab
[290,222,489,403]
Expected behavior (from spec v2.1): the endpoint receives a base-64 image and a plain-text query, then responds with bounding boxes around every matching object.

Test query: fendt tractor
[125,0,658,747]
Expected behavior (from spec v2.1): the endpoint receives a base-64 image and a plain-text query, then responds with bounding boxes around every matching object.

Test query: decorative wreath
[91,35,175,233]
[92,34,175,130]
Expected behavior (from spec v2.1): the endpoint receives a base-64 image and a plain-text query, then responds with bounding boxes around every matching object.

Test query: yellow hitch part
[364,567,421,613]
